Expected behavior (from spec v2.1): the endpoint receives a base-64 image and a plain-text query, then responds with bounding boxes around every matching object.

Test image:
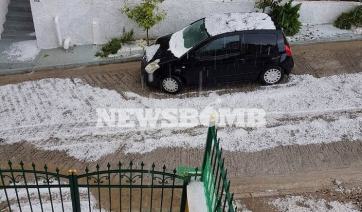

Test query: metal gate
[0,161,197,212]
[1,123,236,212]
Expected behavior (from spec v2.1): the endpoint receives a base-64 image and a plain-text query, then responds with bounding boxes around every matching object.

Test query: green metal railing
[0,161,197,212]
[1,124,235,212]
[201,125,236,212]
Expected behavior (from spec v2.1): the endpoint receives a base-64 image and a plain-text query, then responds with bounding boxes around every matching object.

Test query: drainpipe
[54,16,62,47]
[63,37,73,52]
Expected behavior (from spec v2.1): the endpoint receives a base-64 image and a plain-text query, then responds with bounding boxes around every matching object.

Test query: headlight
[145,59,160,74]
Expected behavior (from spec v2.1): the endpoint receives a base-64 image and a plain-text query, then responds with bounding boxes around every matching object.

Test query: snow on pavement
[270,195,359,212]
[0,73,361,161]
[288,24,353,43]
[2,40,40,62]
[0,184,100,212]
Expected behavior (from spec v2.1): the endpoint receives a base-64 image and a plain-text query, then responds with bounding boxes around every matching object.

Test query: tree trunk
[146,29,149,46]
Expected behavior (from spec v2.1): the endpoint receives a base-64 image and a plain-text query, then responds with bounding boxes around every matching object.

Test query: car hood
[148,34,178,64]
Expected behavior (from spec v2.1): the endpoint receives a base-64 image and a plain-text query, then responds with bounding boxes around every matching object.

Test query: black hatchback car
[141,12,294,94]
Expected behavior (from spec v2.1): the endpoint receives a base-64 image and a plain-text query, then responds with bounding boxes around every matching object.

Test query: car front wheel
[260,67,284,85]
[160,76,183,94]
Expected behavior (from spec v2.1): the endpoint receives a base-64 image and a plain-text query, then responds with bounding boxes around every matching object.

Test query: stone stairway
[1,0,35,40]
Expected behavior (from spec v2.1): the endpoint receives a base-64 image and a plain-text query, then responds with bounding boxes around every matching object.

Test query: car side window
[196,35,240,57]
[243,33,278,56]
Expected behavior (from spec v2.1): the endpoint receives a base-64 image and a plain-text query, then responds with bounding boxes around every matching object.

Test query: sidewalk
[0,41,143,76]
[0,24,361,76]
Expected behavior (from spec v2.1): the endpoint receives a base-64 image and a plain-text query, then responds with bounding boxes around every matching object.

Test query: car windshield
[182,19,209,48]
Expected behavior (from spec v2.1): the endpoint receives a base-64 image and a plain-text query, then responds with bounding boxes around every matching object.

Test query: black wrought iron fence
[0,161,196,212]
[1,123,236,212]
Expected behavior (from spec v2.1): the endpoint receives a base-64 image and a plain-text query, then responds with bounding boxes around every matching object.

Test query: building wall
[0,0,10,38]
[30,0,360,49]
[296,1,359,25]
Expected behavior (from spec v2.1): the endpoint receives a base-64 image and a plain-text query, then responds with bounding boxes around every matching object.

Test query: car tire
[160,76,183,94]
[260,66,284,85]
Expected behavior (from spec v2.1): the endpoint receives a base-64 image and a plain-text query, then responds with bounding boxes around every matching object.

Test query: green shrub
[334,6,362,30]
[271,0,302,36]
[334,12,354,29]
[95,29,134,58]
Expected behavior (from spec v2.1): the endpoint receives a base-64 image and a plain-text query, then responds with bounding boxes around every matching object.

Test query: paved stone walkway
[1,40,362,203]
[1,40,362,97]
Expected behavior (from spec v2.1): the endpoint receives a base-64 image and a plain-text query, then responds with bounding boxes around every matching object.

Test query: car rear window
[243,33,278,55]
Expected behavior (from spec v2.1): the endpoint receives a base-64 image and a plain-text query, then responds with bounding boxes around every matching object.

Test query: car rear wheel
[160,76,183,94]
[260,67,284,85]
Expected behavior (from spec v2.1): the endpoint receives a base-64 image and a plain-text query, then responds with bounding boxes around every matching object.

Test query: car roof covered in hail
[164,12,277,59]
[204,12,276,36]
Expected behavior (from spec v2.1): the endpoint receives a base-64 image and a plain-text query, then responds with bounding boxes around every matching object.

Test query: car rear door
[240,32,280,80]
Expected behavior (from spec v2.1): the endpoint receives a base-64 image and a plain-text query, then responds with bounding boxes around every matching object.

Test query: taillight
[285,45,292,57]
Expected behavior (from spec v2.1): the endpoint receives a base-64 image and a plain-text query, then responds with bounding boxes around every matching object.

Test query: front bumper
[141,56,160,88]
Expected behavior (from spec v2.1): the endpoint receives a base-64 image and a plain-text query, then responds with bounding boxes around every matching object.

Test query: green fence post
[201,114,216,181]
[69,170,81,212]
[180,172,191,212]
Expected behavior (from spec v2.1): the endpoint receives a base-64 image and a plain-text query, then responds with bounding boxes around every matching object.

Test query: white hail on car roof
[205,12,276,36]
[169,12,276,58]
[168,26,191,58]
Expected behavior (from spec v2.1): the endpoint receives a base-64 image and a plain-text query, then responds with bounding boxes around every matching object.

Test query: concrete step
[1,30,36,40]
[5,11,33,22]
[11,0,30,3]
[8,2,31,13]
[3,21,35,31]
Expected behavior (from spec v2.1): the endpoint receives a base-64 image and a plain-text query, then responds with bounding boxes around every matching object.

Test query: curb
[0,56,143,76]
[289,35,362,45]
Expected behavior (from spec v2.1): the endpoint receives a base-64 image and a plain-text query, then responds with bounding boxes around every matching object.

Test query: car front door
[188,35,242,84]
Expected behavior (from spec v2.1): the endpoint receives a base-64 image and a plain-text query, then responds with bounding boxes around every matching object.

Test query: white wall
[0,0,10,38]
[30,0,254,49]
[296,1,360,25]
[30,0,360,49]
